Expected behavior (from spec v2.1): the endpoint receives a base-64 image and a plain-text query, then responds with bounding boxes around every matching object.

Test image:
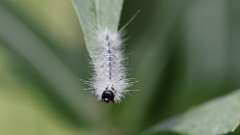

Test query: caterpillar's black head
[102,90,115,103]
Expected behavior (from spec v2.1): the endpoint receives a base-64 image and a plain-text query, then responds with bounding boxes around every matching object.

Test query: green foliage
[0,2,100,127]
[72,0,123,57]
[146,90,240,135]
[0,0,240,135]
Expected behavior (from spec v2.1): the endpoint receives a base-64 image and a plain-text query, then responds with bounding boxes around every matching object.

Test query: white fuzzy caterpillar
[91,28,128,103]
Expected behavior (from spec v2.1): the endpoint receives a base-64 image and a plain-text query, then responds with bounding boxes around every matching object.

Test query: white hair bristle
[90,28,129,103]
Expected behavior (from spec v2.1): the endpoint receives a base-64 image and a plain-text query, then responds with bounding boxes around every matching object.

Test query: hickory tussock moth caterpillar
[90,11,139,103]
[92,28,128,103]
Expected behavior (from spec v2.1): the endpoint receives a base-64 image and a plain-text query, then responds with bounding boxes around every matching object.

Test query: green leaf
[0,56,89,135]
[72,0,123,58]
[145,90,240,135]
[95,0,123,31]
[0,2,101,127]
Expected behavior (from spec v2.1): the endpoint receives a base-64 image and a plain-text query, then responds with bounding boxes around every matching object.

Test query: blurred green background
[0,0,239,135]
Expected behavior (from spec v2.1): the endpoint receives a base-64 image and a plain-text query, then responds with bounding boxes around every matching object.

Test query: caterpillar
[81,10,140,103]
[92,28,128,103]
